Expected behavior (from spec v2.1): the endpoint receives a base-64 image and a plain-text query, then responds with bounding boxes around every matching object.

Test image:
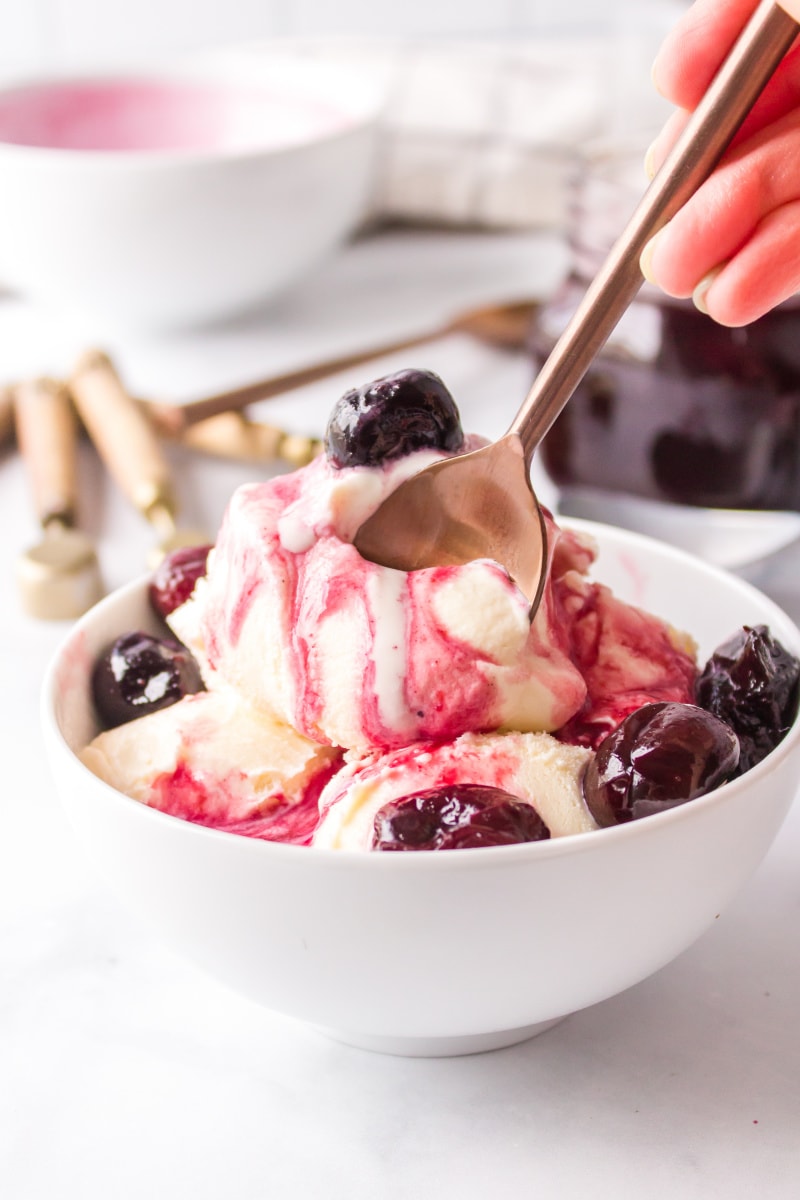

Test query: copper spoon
[355,0,799,613]
[70,350,209,568]
[14,377,104,619]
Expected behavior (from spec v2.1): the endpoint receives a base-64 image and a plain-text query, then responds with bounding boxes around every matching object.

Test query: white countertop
[2,229,800,1199]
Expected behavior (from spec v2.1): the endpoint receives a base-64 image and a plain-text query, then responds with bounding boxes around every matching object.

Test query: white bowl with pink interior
[0,54,381,328]
[42,520,800,1057]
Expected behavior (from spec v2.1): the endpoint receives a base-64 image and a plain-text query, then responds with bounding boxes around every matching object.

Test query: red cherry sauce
[149,756,341,846]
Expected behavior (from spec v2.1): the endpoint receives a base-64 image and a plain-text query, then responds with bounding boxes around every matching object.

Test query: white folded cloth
[370,39,648,230]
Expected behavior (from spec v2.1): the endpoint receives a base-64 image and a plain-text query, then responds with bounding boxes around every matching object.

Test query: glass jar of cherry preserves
[534,152,800,511]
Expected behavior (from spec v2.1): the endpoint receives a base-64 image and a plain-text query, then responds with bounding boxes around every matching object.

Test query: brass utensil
[14,377,104,620]
[70,349,208,568]
[176,411,322,466]
[143,300,539,436]
[354,0,798,613]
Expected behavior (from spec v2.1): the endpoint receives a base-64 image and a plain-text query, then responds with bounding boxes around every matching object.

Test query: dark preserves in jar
[533,155,800,511]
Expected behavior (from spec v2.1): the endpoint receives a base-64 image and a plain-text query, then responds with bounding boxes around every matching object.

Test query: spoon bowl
[355,432,548,609]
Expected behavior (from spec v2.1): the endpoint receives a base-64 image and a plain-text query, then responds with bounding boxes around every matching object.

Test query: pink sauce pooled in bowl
[0,78,349,155]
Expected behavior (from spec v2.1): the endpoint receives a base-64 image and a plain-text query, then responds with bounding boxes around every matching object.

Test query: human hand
[640,0,800,326]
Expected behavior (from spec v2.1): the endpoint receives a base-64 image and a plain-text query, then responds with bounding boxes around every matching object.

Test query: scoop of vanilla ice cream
[172,448,591,751]
[80,688,340,826]
[312,731,597,850]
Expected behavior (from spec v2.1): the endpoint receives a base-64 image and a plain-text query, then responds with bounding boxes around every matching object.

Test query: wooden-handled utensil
[14,377,104,620]
[142,301,539,436]
[70,349,208,568]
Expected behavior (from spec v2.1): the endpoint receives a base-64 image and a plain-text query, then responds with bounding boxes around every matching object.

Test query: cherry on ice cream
[324,368,464,468]
[582,701,740,827]
[149,543,212,620]
[372,783,551,850]
[696,624,800,774]
[92,631,204,729]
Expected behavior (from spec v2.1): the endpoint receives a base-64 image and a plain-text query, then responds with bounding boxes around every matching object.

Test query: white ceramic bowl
[0,56,381,328]
[42,521,800,1056]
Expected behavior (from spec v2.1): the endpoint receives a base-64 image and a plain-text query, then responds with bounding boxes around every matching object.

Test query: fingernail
[650,56,665,97]
[639,232,662,285]
[644,141,657,180]
[692,266,724,315]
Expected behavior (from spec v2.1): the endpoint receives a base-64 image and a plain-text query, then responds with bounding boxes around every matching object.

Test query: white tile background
[0,0,688,76]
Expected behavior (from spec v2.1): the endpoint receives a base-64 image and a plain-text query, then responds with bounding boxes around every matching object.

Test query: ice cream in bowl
[42,369,800,1056]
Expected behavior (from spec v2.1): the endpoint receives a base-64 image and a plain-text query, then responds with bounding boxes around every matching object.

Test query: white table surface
[2,229,800,1200]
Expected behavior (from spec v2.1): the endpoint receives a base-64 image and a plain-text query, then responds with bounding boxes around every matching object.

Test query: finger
[778,1,800,24]
[642,107,800,296]
[649,45,800,172]
[652,4,800,149]
[645,108,691,178]
[695,199,800,325]
[652,0,761,107]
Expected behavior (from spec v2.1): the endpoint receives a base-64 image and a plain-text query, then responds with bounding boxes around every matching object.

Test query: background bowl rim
[0,56,383,167]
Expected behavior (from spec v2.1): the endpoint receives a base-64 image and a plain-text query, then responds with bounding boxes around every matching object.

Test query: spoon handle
[510,0,799,461]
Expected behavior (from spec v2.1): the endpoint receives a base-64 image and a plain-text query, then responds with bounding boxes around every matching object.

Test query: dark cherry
[582,701,740,827]
[324,368,464,468]
[696,625,800,774]
[372,784,550,851]
[92,631,204,729]
[148,543,212,620]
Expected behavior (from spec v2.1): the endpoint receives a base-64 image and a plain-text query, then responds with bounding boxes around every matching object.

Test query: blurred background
[17,0,800,585]
[1,1,688,75]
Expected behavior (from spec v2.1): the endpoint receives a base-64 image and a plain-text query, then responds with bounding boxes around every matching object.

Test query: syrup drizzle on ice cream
[79,369,799,850]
